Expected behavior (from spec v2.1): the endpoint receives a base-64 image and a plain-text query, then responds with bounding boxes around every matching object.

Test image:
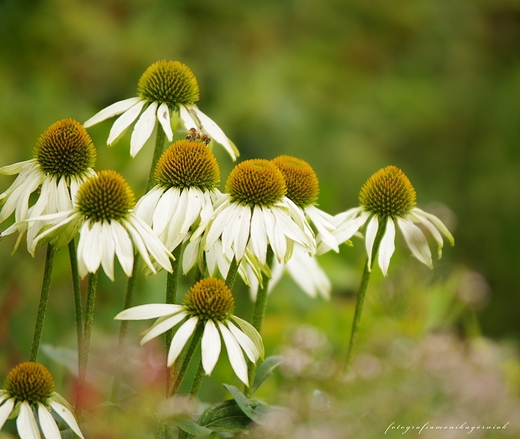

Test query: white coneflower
[193,159,315,277]
[0,119,96,252]
[115,278,263,386]
[135,138,221,253]
[30,170,173,280]
[84,60,238,159]
[0,362,84,439]
[332,165,454,276]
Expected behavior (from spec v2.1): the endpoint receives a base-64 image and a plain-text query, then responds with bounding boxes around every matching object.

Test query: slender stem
[76,271,98,412]
[165,245,184,346]
[146,124,167,192]
[245,248,274,397]
[344,219,387,369]
[68,240,83,367]
[251,248,274,333]
[110,258,140,403]
[168,325,203,397]
[163,245,184,397]
[29,244,56,362]
[178,360,205,439]
[225,257,239,289]
[188,359,206,397]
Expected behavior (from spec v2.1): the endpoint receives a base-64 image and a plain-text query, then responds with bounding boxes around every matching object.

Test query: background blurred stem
[68,239,84,371]
[77,271,98,412]
[29,243,55,362]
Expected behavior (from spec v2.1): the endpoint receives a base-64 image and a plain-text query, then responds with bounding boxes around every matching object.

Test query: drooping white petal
[178,105,198,131]
[134,186,164,226]
[107,100,146,145]
[0,397,15,428]
[110,220,134,277]
[227,321,258,362]
[157,102,174,141]
[153,188,180,237]
[17,401,41,439]
[409,210,445,259]
[84,97,142,127]
[326,209,368,254]
[140,311,188,345]
[201,319,222,375]
[115,303,184,320]
[167,316,199,366]
[49,400,85,439]
[122,218,155,273]
[0,159,34,175]
[180,188,203,235]
[188,106,239,160]
[269,210,290,263]
[182,236,201,274]
[79,221,104,275]
[304,205,338,252]
[232,205,252,261]
[130,101,158,157]
[285,246,331,299]
[413,208,455,245]
[397,217,433,268]
[127,216,173,272]
[218,322,249,385]
[378,217,396,276]
[100,222,116,281]
[204,201,235,249]
[229,315,264,359]
[38,402,60,439]
[364,215,379,270]
[249,206,268,265]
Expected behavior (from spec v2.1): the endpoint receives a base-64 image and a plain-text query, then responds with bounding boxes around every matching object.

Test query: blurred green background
[1,0,519,336]
[1,1,520,436]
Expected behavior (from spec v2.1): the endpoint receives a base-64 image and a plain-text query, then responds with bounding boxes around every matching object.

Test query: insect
[186,127,211,145]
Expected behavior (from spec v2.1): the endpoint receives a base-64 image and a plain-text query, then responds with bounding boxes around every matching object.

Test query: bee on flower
[84,60,238,160]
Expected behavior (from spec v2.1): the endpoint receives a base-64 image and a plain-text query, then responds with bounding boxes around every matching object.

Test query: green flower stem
[146,123,167,191]
[165,244,184,346]
[68,239,84,366]
[225,256,239,289]
[251,248,274,333]
[110,258,140,403]
[29,244,56,362]
[77,271,98,412]
[164,245,184,396]
[345,219,387,369]
[178,359,205,439]
[169,324,204,397]
[188,359,206,397]
[245,248,274,397]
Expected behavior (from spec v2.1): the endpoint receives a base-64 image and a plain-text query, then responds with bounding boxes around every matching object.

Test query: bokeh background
[1,1,520,438]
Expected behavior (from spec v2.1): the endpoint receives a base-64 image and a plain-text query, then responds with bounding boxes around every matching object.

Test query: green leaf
[223,384,258,422]
[174,418,212,437]
[198,400,253,433]
[251,355,283,394]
